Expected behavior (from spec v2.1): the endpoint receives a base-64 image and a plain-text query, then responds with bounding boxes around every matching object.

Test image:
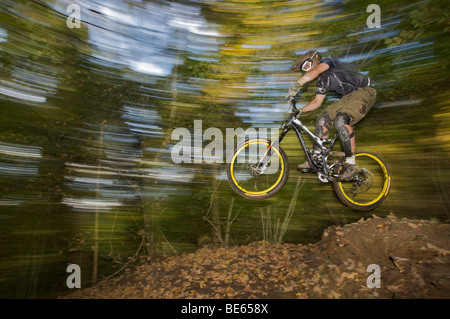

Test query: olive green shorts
[326,87,377,125]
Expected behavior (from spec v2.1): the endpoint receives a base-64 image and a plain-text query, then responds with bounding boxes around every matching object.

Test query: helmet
[291,50,322,72]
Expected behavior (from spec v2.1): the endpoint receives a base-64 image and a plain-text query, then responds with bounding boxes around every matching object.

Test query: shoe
[337,164,360,181]
[297,161,311,171]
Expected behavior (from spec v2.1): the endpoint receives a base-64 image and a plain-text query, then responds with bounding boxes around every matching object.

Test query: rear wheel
[226,139,289,200]
[333,152,391,211]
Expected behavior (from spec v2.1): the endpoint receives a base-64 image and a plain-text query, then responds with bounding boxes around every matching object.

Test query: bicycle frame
[263,100,345,180]
[228,99,392,209]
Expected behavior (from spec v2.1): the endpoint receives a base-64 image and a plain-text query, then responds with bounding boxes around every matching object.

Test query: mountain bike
[226,98,392,211]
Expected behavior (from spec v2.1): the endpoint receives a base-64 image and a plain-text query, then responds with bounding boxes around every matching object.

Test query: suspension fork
[256,125,290,169]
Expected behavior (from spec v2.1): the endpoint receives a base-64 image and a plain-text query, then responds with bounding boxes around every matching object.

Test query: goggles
[300,50,318,72]
[301,60,313,72]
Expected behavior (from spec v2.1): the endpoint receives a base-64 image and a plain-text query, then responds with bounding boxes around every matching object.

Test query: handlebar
[287,94,301,110]
[287,95,303,119]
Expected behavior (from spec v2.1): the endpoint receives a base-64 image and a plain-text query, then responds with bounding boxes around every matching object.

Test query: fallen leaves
[61,216,450,299]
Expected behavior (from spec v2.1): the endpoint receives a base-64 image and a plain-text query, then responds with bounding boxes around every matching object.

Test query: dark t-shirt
[316,57,368,96]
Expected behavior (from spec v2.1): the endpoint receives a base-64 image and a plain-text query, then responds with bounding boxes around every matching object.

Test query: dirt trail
[62,214,450,299]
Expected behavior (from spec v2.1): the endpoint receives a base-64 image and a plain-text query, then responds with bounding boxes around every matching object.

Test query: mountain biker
[288,50,376,181]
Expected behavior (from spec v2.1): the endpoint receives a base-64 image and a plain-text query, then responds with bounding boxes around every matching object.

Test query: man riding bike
[288,50,376,181]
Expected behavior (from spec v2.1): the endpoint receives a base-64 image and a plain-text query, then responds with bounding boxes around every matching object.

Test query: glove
[288,81,302,97]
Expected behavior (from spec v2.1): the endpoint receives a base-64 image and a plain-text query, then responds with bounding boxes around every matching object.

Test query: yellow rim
[338,153,391,206]
[230,140,285,196]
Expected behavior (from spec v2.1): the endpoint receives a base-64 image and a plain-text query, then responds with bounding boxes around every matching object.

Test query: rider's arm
[302,94,326,113]
[297,63,329,85]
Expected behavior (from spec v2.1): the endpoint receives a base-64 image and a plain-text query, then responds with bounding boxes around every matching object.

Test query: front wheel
[226,139,289,200]
[333,152,392,211]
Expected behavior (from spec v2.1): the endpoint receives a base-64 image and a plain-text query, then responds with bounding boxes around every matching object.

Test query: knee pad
[334,113,351,129]
[334,113,354,157]
[315,112,331,138]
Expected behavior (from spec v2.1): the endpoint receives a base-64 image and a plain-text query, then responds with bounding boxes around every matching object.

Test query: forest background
[0,0,448,298]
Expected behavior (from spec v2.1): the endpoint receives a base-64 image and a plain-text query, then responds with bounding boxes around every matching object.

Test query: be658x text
[226,303,268,314]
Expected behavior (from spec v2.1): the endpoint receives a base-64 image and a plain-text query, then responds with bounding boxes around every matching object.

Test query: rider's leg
[314,111,332,141]
[334,113,355,161]
[334,113,359,180]
[347,124,356,162]
[307,87,376,177]
[332,87,377,161]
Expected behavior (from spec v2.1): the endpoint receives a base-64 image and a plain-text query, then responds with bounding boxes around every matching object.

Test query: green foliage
[0,0,449,298]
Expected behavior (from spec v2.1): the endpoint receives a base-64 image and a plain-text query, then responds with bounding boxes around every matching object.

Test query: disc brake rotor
[248,161,262,176]
[351,168,374,194]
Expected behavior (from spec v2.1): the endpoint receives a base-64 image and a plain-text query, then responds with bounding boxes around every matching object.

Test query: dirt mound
[62,214,450,299]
